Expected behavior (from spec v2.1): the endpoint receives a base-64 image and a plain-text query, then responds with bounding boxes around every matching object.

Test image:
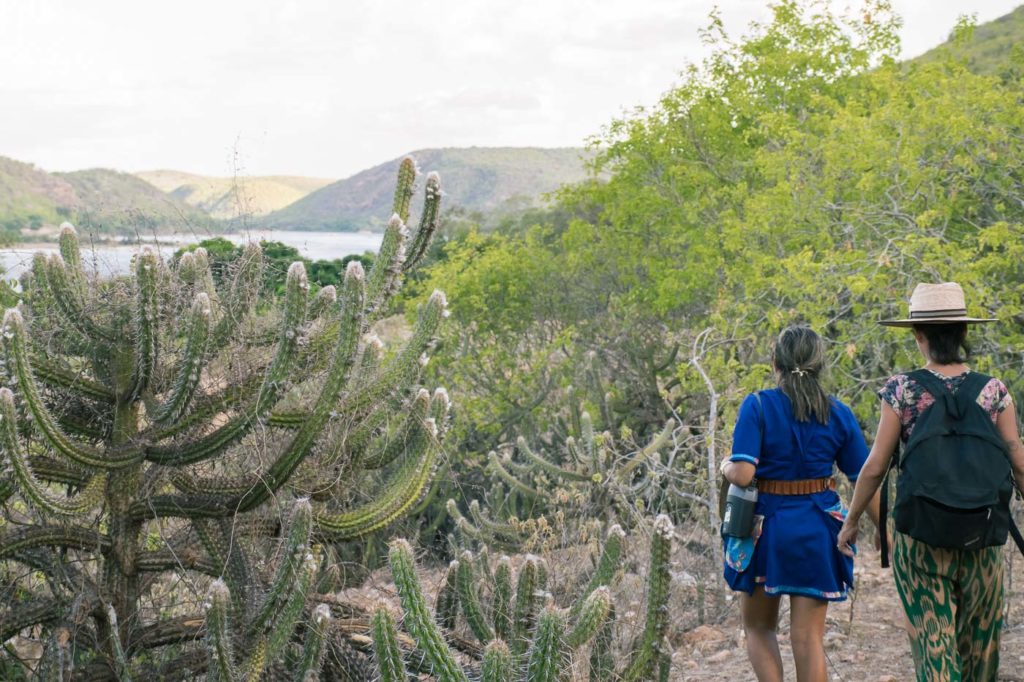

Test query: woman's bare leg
[790,595,828,682]
[740,587,784,682]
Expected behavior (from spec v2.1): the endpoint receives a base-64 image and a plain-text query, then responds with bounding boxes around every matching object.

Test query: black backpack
[879,369,1024,567]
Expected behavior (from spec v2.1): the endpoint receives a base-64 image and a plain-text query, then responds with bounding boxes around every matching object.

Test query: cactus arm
[567,587,612,648]
[2,309,141,469]
[170,469,260,497]
[0,598,61,643]
[371,605,409,682]
[233,263,363,512]
[487,451,546,499]
[293,603,331,682]
[365,215,408,318]
[387,538,469,682]
[589,605,616,681]
[481,639,514,682]
[29,356,115,403]
[249,499,313,637]
[492,557,513,642]
[135,546,219,576]
[43,253,115,343]
[258,550,318,674]
[621,515,674,682]
[512,556,539,656]
[0,525,110,561]
[205,579,239,682]
[150,293,212,424]
[569,525,624,621]
[435,560,460,630]
[360,388,431,469]
[194,519,251,618]
[58,223,86,292]
[517,436,592,482]
[127,247,159,401]
[309,285,337,319]
[616,419,674,480]
[456,551,494,643]
[392,156,416,223]
[330,292,446,421]
[145,263,308,466]
[525,607,567,682]
[314,419,439,538]
[468,500,532,543]
[403,171,441,272]
[1,388,105,515]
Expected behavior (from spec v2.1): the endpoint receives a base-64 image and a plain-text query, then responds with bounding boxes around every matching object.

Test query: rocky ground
[671,545,1024,681]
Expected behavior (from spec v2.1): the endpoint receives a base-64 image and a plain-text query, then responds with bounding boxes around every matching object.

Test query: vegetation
[377,516,674,681]
[3,1,1024,679]
[0,158,444,678]
[913,5,1024,80]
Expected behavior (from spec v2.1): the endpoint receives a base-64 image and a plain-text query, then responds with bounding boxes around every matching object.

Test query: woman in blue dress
[720,325,877,681]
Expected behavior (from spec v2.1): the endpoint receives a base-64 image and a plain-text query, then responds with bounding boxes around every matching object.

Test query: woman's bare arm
[837,401,900,556]
[996,403,1024,492]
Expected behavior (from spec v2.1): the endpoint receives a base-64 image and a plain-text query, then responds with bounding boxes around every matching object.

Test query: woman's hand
[837,521,858,558]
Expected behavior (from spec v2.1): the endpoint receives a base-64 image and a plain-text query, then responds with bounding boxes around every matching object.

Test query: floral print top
[878,369,1012,443]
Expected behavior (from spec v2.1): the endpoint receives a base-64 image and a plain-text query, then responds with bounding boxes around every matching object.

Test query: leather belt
[758,477,835,495]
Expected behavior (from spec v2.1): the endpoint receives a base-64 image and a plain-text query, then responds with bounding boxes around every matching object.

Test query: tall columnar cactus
[382,539,607,682]
[0,158,448,679]
[448,398,675,551]
[380,517,673,681]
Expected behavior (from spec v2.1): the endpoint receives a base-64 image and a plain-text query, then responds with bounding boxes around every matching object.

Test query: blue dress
[723,388,868,601]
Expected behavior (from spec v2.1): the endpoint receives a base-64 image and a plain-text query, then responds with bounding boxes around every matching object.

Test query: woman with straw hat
[838,282,1024,680]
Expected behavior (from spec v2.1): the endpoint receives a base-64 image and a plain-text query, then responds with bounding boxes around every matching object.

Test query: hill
[57,169,212,233]
[912,5,1024,76]
[259,147,589,231]
[136,171,334,219]
[0,158,210,239]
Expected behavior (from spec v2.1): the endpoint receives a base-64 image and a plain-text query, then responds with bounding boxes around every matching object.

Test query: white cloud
[0,0,1018,179]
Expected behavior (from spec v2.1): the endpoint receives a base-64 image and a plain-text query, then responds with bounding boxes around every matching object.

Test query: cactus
[201,499,328,681]
[0,159,449,679]
[418,517,674,682]
[481,639,514,682]
[382,537,612,682]
[371,604,409,682]
[621,514,675,682]
[450,400,675,551]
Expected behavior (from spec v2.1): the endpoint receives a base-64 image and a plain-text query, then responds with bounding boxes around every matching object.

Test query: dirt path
[672,546,1024,681]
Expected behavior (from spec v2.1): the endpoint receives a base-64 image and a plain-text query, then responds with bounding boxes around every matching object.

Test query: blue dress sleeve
[834,403,868,482]
[730,393,763,466]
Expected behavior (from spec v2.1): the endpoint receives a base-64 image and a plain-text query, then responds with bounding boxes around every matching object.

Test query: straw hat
[880,282,996,327]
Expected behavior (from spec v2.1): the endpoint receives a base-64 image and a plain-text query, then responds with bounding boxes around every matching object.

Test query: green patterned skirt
[892,531,1004,681]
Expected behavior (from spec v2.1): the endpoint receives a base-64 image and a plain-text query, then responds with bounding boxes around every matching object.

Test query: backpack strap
[879,442,897,569]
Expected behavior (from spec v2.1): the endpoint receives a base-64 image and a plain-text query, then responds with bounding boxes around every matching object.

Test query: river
[0,230,384,280]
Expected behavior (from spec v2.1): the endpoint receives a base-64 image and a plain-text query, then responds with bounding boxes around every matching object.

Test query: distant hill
[912,5,1024,76]
[259,147,589,232]
[136,171,334,219]
[0,157,210,238]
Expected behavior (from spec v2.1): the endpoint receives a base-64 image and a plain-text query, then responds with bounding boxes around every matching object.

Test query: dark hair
[913,323,970,365]
[772,325,831,424]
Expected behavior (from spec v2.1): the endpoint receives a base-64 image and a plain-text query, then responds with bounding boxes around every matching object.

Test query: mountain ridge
[258,146,590,232]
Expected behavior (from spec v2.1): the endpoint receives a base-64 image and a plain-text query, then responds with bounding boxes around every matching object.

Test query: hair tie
[791,367,807,377]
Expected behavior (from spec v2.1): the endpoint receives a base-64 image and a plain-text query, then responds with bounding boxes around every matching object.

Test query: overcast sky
[1,1,1019,179]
